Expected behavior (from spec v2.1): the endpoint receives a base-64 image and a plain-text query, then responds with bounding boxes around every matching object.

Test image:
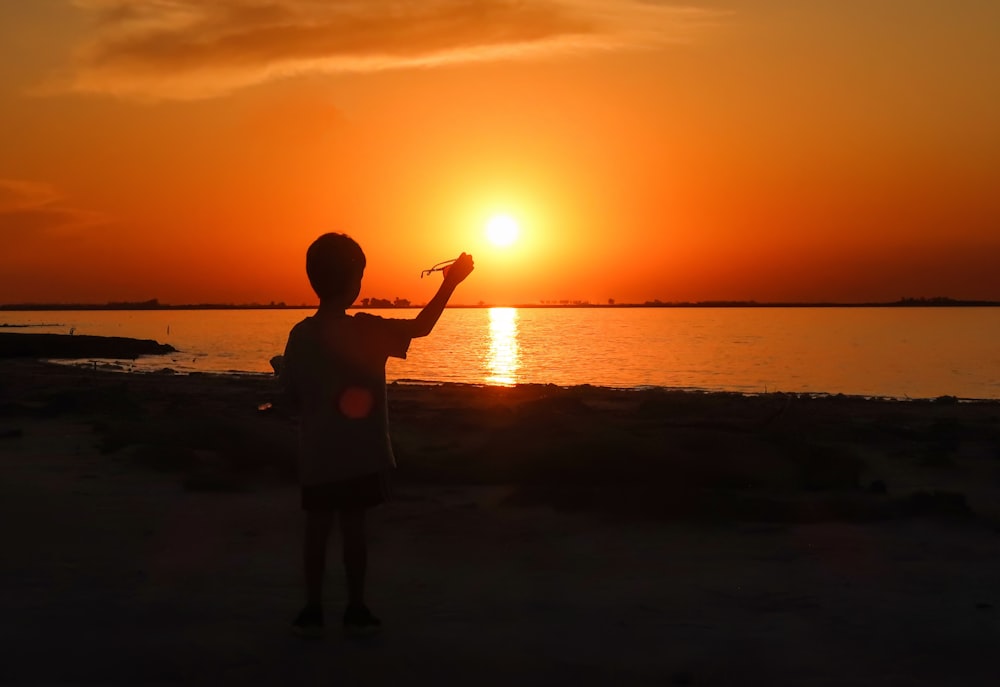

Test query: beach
[2,353,1000,685]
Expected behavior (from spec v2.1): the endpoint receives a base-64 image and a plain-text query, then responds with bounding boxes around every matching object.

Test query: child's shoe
[291,604,324,639]
[343,604,381,637]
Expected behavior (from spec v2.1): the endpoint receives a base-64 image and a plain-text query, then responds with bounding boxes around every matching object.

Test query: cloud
[46,0,722,100]
[0,179,107,237]
[0,179,59,209]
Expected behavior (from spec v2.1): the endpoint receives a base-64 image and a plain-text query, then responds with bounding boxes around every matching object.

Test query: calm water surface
[2,308,998,399]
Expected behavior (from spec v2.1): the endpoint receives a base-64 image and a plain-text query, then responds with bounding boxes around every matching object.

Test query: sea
[2,307,999,400]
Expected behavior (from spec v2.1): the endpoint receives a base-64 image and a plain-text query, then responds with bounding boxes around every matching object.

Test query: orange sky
[1,0,998,305]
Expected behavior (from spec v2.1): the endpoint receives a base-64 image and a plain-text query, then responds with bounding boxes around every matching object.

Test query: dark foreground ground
[2,358,1000,685]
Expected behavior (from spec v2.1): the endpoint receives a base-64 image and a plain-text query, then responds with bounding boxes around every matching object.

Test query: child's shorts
[301,472,390,512]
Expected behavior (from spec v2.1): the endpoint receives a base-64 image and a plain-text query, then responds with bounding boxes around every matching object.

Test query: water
[2,307,999,399]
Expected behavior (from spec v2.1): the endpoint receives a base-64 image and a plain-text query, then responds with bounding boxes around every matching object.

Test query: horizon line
[2,297,1000,311]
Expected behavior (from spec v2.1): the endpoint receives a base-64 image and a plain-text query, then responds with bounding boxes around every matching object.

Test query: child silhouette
[280,233,473,637]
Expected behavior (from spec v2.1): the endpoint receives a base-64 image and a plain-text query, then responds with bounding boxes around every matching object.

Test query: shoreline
[50,359,1000,404]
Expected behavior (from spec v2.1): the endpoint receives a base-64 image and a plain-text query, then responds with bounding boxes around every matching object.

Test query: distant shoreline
[2,298,999,311]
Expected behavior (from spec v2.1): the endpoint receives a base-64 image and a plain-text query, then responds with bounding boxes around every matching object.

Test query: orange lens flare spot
[338,386,374,419]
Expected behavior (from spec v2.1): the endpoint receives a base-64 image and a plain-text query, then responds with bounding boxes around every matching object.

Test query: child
[280,232,473,637]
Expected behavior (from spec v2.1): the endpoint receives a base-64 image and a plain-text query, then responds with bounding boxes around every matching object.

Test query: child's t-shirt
[281,312,412,485]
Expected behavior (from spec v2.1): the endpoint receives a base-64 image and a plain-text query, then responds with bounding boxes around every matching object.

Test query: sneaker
[291,604,324,639]
[343,604,382,637]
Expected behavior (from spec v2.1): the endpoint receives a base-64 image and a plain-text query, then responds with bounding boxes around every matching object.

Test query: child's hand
[442,252,474,286]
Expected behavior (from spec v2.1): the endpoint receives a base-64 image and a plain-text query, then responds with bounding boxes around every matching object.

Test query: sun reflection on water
[486,307,519,386]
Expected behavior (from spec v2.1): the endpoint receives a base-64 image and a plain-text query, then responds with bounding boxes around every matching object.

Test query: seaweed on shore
[4,361,999,523]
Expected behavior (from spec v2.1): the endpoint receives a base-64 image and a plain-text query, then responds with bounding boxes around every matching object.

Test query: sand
[2,354,1000,685]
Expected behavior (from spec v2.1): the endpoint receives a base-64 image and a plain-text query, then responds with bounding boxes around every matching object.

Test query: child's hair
[306,233,366,302]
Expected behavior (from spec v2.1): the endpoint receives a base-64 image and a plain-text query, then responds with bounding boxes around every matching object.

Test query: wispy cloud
[44,0,721,100]
[0,179,107,237]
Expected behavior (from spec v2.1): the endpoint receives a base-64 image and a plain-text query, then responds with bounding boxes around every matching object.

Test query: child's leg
[339,508,367,607]
[304,510,335,607]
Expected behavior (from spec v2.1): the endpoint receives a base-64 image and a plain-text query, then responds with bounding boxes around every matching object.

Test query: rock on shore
[0,332,175,359]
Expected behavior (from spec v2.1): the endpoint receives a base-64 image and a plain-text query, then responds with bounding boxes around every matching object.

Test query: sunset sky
[1,0,998,306]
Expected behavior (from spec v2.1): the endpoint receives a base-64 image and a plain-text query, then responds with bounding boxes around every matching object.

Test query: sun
[485,214,519,247]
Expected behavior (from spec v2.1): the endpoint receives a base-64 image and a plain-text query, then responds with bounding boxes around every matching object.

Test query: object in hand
[420,258,457,278]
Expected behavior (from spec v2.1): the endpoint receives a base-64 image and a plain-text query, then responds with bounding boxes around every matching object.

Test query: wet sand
[2,355,1000,685]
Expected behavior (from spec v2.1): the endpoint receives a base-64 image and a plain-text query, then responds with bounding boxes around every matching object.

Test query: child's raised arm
[408,252,474,338]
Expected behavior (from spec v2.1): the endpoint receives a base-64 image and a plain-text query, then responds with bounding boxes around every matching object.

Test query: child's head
[306,233,366,307]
